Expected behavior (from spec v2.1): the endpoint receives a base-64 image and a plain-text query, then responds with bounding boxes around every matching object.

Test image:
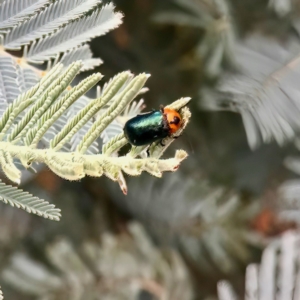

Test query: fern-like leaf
[107,173,260,277]
[0,62,189,194]
[3,0,101,50]
[201,34,300,149]
[100,119,123,146]
[153,0,235,78]
[0,180,61,220]
[1,223,194,299]
[217,231,300,300]
[59,44,103,71]
[16,64,39,93]
[2,253,62,295]
[0,55,21,109]
[64,95,99,154]
[0,0,49,32]
[26,3,123,63]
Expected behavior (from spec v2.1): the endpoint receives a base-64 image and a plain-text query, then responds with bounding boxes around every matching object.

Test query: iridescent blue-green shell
[124,110,169,146]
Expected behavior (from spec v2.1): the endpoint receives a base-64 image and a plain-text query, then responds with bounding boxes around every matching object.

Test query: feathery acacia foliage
[106,173,262,282]
[26,3,122,63]
[0,0,122,71]
[153,0,235,78]
[0,60,190,217]
[2,0,300,299]
[0,181,61,221]
[0,1,193,300]
[201,34,300,150]
[0,0,49,32]
[2,0,101,49]
[217,231,300,300]
[0,1,191,220]
[1,222,194,299]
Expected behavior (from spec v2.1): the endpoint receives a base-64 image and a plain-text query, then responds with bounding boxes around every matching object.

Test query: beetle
[123,105,182,146]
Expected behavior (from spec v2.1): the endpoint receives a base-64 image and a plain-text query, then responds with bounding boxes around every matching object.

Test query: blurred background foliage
[3,0,300,299]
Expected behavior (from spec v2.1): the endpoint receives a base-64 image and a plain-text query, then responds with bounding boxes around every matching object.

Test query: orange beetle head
[163,108,182,134]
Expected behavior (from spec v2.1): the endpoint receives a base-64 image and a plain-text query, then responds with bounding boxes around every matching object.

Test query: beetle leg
[159,105,164,113]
